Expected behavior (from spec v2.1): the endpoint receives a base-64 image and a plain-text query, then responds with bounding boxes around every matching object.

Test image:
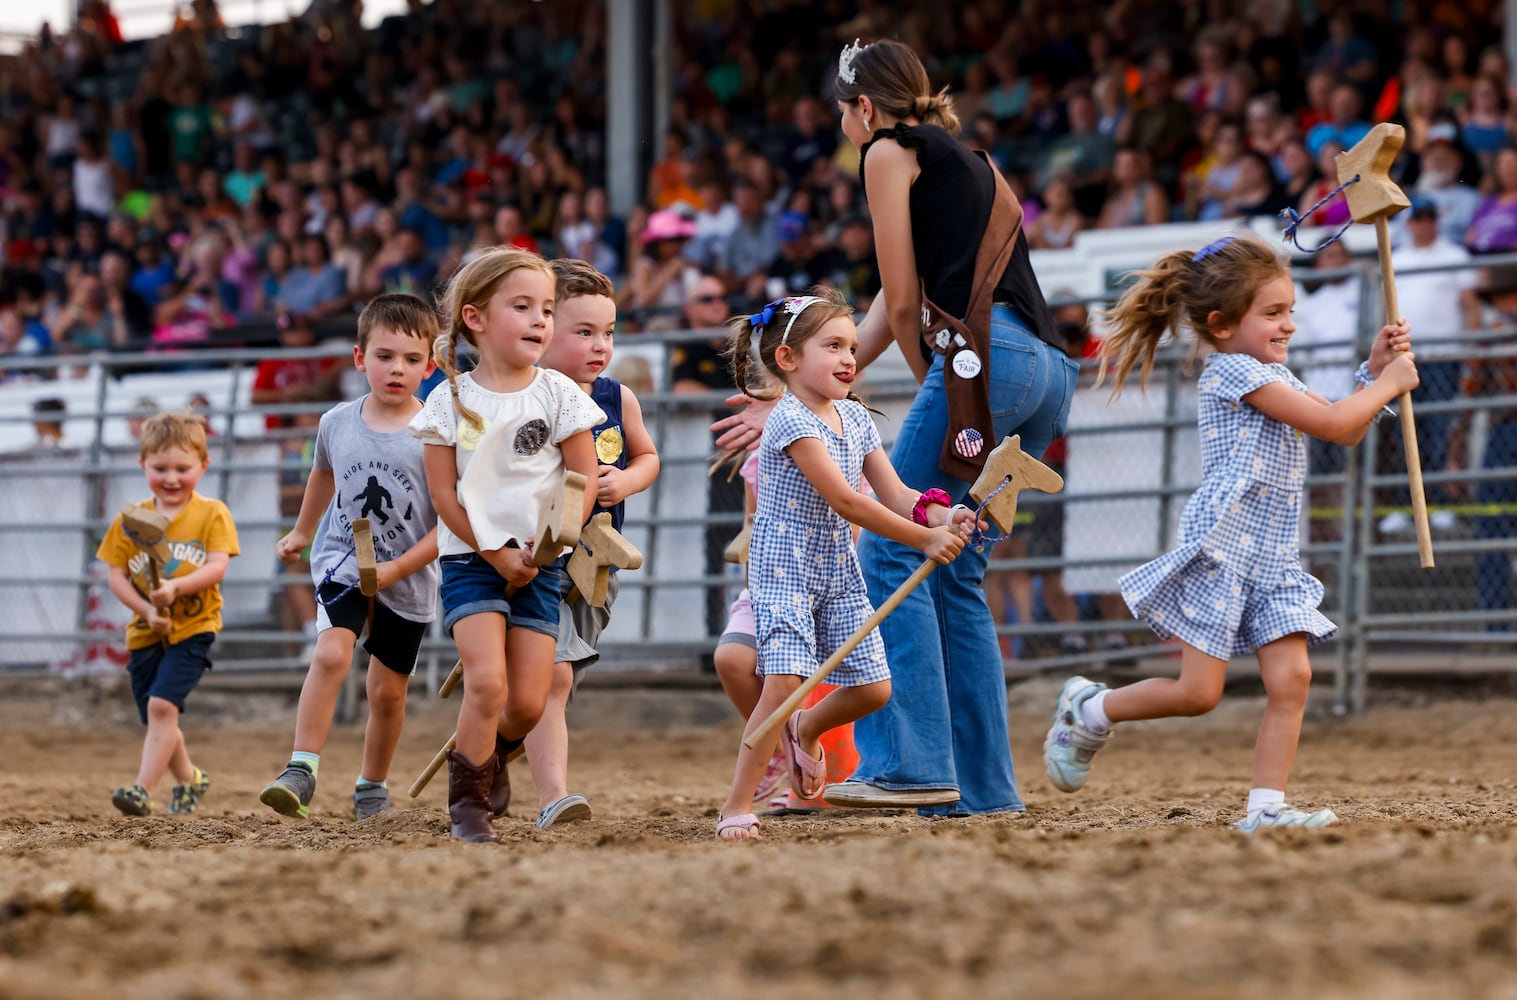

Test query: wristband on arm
[912,488,953,526]
[1354,361,1398,424]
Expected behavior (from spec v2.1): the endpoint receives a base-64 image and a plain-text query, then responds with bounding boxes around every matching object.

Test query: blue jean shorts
[127,632,214,724]
[440,553,562,638]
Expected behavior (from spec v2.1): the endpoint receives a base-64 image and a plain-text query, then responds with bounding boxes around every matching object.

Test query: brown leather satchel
[918,149,1022,481]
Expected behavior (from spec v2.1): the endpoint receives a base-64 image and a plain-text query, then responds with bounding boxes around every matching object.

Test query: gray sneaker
[536,793,592,830]
[1235,804,1338,833]
[1043,675,1113,793]
[353,784,393,821]
[259,762,316,819]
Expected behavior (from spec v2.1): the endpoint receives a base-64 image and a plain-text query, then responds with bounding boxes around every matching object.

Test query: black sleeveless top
[858,123,1060,350]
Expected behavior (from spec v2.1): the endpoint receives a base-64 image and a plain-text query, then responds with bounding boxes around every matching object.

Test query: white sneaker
[1042,676,1112,793]
[1378,510,1413,535]
[1234,804,1338,833]
[1430,509,1457,533]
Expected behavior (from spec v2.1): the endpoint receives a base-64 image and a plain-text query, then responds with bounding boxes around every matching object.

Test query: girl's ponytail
[1099,234,1290,394]
[1098,249,1194,396]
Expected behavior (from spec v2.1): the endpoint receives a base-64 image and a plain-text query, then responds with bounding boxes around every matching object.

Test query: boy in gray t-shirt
[259,295,441,822]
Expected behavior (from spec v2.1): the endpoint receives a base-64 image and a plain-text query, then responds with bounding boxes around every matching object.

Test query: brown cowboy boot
[488,733,523,818]
[447,749,499,843]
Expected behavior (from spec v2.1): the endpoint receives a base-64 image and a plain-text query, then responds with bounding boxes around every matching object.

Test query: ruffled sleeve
[541,368,607,444]
[762,395,822,453]
[842,399,882,455]
[409,380,459,446]
[1198,354,1287,404]
[857,123,931,192]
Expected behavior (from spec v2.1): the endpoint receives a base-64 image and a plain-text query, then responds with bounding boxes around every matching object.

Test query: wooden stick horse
[352,517,379,597]
[1337,122,1434,569]
[120,504,174,637]
[744,435,1063,749]
[563,512,643,607]
[409,471,587,798]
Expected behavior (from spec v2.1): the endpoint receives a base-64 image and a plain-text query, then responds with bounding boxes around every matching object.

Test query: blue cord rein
[315,546,360,606]
[1279,174,1360,253]
[968,476,1016,551]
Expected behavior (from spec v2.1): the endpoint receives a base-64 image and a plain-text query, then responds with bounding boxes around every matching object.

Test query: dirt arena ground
[1,673,1515,1000]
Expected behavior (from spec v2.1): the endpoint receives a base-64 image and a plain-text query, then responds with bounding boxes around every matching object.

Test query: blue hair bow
[1193,236,1235,262]
[748,298,784,330]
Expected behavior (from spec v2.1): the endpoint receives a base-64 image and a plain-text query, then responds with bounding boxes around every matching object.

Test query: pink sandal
[781,710,827,800]
[716,813,761,841]
[754,748,788,802]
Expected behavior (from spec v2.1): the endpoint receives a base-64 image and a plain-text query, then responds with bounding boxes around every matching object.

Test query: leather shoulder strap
[963,151,1023,334]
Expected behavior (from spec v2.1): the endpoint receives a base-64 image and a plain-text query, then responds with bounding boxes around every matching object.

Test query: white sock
[290,751,320,777]
[1247,788,1285,817]
[1079,689,1112,732]
[355,776,386,791]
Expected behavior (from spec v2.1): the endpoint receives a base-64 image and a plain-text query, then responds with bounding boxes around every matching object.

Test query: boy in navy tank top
[520,259,660,828]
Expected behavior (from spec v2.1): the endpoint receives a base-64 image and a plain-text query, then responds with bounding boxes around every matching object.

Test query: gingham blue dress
[751,393,890,685]
[1119,353,1337,659]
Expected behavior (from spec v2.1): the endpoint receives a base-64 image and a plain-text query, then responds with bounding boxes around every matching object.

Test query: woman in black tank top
[716,39,1079,816]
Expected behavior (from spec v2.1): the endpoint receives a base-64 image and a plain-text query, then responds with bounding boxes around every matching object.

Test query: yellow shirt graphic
[97,493,241,651]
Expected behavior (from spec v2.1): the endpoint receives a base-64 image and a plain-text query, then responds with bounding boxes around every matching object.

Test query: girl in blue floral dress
[1043,235,1420,832]
[714,288,978,841]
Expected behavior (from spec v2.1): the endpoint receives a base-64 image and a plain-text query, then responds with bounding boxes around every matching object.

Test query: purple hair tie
[1193,236,1235,262]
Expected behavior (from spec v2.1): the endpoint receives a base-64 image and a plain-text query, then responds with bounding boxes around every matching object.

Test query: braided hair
[724,285,871,410]
[433,246,555,431]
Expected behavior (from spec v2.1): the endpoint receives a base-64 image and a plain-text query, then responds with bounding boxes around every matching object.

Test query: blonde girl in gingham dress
[1042,235,1420,833]
[714,287,978,842]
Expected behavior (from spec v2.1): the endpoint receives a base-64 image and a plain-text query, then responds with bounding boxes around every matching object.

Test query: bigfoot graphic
[356,475,394,525]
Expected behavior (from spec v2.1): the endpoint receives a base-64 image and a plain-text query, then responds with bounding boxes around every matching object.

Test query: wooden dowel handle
[1375,217,1434,569]
[408,733,456,798]
[438,660,463,698]
[744,558,937,750]
[1398,395,1434,568]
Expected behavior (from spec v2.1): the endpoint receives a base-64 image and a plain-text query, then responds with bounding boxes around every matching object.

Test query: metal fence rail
[3,256,1513,711]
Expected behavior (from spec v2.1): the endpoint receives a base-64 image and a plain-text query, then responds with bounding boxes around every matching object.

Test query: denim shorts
[439,553,562,638]
[127,632,214,724]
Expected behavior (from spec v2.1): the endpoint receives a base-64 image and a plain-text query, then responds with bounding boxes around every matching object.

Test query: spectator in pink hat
[626,208,700,331]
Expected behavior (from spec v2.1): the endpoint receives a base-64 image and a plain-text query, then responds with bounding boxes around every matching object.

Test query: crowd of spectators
[1,0,1512,641]
[4,0,1517,385]
[2,0,1516,386]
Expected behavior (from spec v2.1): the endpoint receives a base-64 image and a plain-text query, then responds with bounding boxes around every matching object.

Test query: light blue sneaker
[1234,804,1338,834]
[1043,675,1112,793]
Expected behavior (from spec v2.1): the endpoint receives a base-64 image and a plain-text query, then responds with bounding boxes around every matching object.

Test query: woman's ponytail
[916,89,960,133]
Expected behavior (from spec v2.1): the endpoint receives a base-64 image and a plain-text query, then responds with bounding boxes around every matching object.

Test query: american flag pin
[954,427,984,457]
